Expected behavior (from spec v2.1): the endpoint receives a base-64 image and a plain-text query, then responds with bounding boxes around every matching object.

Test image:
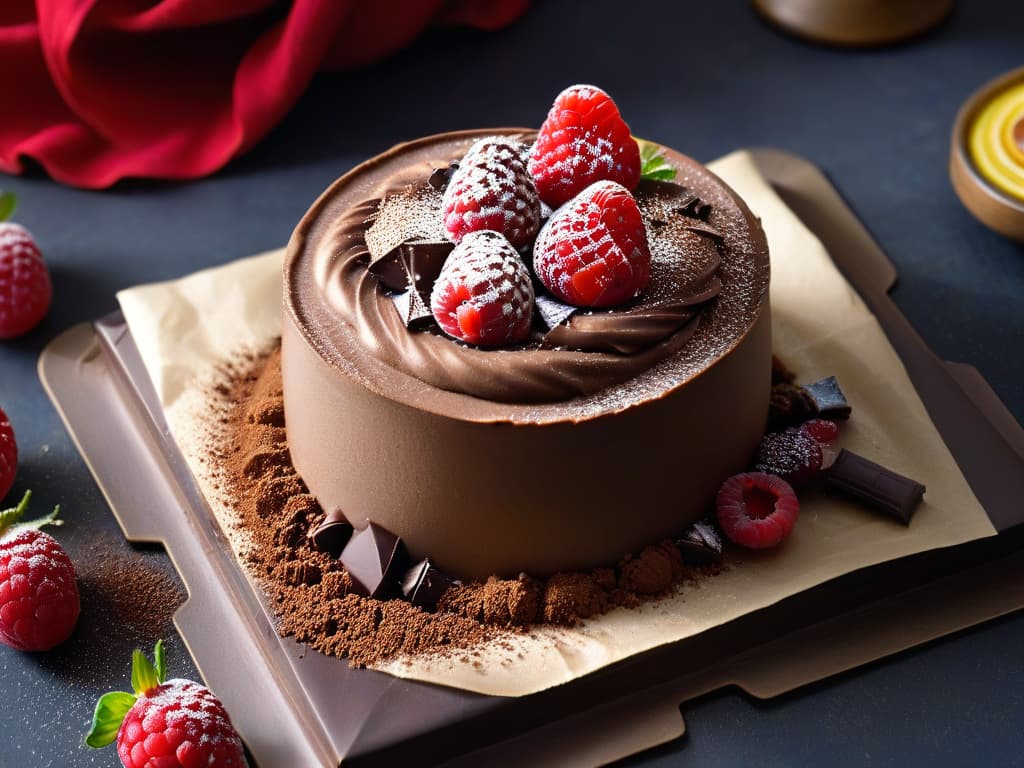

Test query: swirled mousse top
[284,130,769,424]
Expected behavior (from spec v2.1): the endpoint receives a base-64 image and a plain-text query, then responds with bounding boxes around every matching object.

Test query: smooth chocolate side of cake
[282,130,771,579]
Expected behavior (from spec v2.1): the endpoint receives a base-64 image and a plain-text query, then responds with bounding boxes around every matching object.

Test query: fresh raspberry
[716,472,800,549]
[0,492,79,651]
[528,84,641,208]
[442,137,541,248]
[0,222,52,339]
[753,428,824,488]
[430,230,534,347]
[87,641,246,768]
[0,406,15,501]
[533,180,650,307]
[800,418,840,445]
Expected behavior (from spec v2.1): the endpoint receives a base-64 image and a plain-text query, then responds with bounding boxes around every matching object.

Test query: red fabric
[0,0,528,188]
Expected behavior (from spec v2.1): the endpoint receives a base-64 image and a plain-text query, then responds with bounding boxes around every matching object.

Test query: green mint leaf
[638,140,677,182]
[154,639,166,684]
[2,491,63,534]
[85,691,136,748]
[0,490,31,532]
[0,191,16,222]
[131,648,160,695]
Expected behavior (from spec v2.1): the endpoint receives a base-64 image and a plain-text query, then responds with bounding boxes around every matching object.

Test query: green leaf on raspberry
[85,691,137,748]
[0,490,63,536]
[153,638,166,684]
[638,140,677,182]
[131,647,160,695]
[0,191,15,222]
[0,490,31,532]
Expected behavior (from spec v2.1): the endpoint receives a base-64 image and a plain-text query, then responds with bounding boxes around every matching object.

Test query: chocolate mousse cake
[283,91,770,580]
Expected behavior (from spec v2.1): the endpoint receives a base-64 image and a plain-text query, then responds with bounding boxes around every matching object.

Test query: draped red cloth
[0,1,528,188]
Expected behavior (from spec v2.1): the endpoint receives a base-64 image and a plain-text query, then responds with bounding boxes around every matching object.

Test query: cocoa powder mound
[210,344,725,666]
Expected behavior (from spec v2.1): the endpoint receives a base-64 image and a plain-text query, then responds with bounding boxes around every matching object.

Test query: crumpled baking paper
[118,151,994,697]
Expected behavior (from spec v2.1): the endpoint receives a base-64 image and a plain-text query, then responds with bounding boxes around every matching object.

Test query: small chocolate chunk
[675,194,712,221]
[826,449,925,524]
[427,162,459,191]
[367,251,410,292]
[683,222,724,243]
[535,293,578,330]
[365,185,446,265]
[308,509,353,558]
[801,376,852,420]
[369,239,453,295]
[768,382,818,429]
[339,522,409,599]
[674,520,723,565]
[391,290,434,329]
[399,240,452,294]
[401,558,456,611]
[772,354,797,385]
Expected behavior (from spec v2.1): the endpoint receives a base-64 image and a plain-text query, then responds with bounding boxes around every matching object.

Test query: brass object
[753,0,954,47]
[950,67,1024,241]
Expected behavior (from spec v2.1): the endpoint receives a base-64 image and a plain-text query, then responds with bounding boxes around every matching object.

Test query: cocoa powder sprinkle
[206,344,726,667]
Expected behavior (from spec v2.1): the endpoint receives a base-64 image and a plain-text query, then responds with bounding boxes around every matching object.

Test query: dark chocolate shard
[369,238,453,295]
[365,185,447,265]
[427,162,459,190]
[308,508,353,558]
[801,376,852,420]
[683,222,724,243]
[367,251,409,292]
[674,520,723,565]
[826,449,925,524]
[391,290,434,329]
[674,193,712,221]
[340,522,410,599]
[401,557,457,611]
[535,293,578,330]
[399,240,452,294]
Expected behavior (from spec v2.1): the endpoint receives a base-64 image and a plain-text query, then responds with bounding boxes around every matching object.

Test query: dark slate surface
[1,1,1022,765]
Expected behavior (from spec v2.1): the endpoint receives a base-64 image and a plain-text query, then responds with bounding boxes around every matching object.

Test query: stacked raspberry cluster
[431,84,652,347]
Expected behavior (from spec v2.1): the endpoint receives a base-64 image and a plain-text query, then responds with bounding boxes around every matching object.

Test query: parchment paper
[117,151,995,697]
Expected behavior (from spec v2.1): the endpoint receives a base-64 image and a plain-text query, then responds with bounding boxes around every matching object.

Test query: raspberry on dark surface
[0,406,16,500]
[0,222,52,339]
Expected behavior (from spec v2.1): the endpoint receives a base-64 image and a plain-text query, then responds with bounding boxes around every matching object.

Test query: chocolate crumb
[768,382,818,429]
[771,354,797,385]
[618,541,684,595]
[543,572,607,625]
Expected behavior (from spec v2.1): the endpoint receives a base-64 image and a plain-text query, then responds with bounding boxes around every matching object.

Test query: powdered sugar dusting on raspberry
[529,84,641,208]
[533,180,649,307]
[430,230,534,346]
[442,137,540,248]
[120,679,245,766]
